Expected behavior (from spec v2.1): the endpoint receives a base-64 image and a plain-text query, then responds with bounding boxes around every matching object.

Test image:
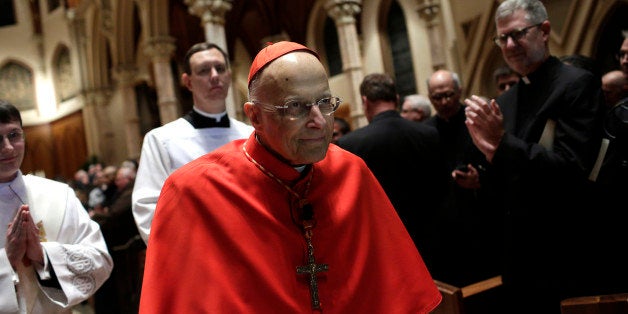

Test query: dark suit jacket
[337,110,447,267]
[425,107,502,287]
[491,56,605,310]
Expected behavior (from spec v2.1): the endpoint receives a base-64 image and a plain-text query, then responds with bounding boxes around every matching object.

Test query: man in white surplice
[0,100,113,313]
[132,42,253,244]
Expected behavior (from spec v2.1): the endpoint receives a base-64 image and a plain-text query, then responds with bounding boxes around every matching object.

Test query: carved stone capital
[144,36,176,62]
[185,0,233,25]
[417,0,441,24]
[112,65,138,86]
[84,88,112,106]
[325,0,362,25]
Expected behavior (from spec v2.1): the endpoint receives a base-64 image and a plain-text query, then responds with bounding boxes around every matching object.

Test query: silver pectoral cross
[296,230,329,310]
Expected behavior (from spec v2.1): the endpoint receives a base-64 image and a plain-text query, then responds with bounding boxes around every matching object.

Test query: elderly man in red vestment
[139,41,441,313]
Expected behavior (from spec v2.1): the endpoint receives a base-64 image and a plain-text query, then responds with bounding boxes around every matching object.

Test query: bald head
[428,70,461,90]
[601,70,628,108]
[249,51,329,102]
[244,47,333,166]
[427,70,463,120]
[247,41,318,88]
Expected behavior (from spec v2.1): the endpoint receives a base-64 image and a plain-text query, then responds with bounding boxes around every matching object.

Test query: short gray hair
[403,94,432,116]
[495,0,548,25]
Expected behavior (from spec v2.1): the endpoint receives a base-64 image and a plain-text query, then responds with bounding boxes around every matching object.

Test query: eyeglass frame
[0,129,25,145]
[616,51,628,61]
[253,96,342,120]
[492,23,543,48]
[429,91,457,101]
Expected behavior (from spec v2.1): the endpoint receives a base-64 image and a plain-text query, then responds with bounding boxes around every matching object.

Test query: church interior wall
[2,0,627,181]
[1,1,44,123]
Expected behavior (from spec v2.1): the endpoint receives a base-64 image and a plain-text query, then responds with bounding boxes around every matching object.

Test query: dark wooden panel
[51,110,87,181]
[21,123,54,179]
[21,110,87,182]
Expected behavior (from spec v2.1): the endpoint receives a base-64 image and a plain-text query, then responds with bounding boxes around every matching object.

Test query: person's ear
[540,20,551,39]
[361,95,368,110]
[182,73,192,91]
[244,102,261,128]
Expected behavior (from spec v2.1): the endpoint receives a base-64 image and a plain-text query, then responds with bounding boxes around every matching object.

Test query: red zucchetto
[247,41,320,86]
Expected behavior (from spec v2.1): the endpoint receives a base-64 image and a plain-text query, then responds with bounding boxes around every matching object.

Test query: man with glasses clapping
[463,0,606,312]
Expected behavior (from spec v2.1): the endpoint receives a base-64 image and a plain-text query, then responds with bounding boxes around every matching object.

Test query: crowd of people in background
[4,0,627,313]
[67,159,144,313]
[21,26,626,314]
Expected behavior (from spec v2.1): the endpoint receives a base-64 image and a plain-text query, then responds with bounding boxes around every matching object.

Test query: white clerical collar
[193,107,227,122]
[293,165,307,173]
[0,171,26,201]
[0,181,13,197]
[521,76,531,84]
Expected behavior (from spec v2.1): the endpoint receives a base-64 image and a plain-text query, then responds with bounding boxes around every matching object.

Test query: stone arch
[51,43,79,102]
[386,0,417,98]
[110,0,138,68]
[306,0,341,77]
[361,0,388,74]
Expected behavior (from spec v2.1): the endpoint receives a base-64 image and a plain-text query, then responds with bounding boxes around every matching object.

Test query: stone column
[185,0,238,118]
[144,36,179,124]
[324,0,366,128]
[112,66,142,159]
[84,88,113,163]
[67,12,98,156]
[417,0,445,71]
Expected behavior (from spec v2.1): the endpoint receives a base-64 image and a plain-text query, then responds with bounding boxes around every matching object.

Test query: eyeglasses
[616,51,628,61]
[493,23,542,47]
[430,91,456,101]
[0,130,24,145]
[255,96,342,120]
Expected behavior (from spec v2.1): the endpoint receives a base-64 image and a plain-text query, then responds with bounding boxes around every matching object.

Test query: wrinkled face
[620,39,628,75]
[428,72,461,120]
[496,10,548,76]
[0,120,25,182]
[183,48,231,104]
[400,102,423,122]
[245,52,333,165]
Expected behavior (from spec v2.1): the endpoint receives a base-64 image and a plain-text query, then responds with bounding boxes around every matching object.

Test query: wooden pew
[431,275,503,314]
[560,293,628,314]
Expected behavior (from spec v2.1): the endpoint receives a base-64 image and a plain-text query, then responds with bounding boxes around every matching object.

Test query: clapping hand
[464,95,505,163]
